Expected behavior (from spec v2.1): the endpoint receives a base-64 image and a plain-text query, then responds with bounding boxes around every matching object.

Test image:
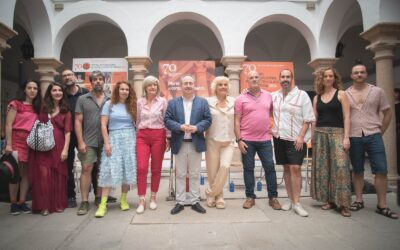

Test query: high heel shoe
[136,197,146,214]
[149,194,157,210]
[41,210,49,216]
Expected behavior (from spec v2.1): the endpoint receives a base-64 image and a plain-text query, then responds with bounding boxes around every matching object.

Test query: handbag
[26,114,55,151]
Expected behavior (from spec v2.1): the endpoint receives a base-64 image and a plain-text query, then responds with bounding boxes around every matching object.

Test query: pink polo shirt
[235,89,273,141]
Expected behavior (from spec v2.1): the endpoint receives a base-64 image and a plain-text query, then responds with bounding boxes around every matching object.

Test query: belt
[183,139,192,142]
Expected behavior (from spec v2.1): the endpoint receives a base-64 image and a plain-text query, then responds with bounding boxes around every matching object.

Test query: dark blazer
[164,96,212,154]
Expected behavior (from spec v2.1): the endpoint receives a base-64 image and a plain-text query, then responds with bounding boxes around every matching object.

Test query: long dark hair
[43,82,69,114]
[17,80,41,114]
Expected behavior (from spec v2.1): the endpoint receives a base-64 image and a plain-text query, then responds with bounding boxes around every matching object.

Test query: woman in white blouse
[205,76,236,209]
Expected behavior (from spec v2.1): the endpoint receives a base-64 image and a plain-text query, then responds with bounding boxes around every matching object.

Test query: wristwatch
[236,138,242,143]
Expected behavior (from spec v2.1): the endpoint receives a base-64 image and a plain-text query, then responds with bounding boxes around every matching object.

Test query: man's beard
[93,85,103,92]
[65,81,75,88]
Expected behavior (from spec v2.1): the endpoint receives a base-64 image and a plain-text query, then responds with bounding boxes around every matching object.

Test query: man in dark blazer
[165,75,212,215]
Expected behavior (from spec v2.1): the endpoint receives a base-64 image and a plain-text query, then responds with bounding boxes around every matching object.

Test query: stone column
[221,56,247,96]
[0,22,18,127]
[125,56,152,98]
[220,56,246,167]
[308,58,339,74]
[31,57,63,97]
[361,23,400,183]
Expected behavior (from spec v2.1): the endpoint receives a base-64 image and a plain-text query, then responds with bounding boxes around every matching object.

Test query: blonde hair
[210,76,230,96]
[142,75,160,97]
[314,67,343,95]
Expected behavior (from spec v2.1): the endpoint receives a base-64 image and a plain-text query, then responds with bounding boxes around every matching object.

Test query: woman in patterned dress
[311,67,352,217]
[95,81,137,218]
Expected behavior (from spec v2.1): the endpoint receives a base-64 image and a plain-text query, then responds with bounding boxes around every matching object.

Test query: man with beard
[75,70,110,215]
[346,63,398,219]
[61,69,117,209]
[235,71,281,210]
[165,75,211,215]
[272,69,315,217]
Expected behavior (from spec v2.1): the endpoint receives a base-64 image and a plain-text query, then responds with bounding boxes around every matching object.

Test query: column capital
[125,56,152,72]
[361,23,400,61]
[307,58,339,73]
[32,57,63,96]
[221,56,247,71]
[0,22,18,58]
[32,57,63,76]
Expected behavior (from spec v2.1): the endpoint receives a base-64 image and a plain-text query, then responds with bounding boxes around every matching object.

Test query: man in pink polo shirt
[234,71,281,210]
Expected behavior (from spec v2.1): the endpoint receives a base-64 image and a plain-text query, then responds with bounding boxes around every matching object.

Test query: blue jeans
[349,133,388,174]
[241,140,278,199]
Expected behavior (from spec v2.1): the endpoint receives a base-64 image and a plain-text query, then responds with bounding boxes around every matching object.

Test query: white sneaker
[281,201,292,211]
[293,203,309,217]
[136,198,145,214]
[149,200,157,210]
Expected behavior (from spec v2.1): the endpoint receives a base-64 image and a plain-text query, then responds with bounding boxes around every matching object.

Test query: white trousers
[205,139,235,198]
[174,142,202,205]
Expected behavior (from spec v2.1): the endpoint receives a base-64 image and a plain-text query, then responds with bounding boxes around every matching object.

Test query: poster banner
[240,62,294,92]
[158,61,215,100]
[72,58,128,95]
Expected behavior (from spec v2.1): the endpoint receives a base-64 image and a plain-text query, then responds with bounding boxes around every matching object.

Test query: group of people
[4,62,398,220]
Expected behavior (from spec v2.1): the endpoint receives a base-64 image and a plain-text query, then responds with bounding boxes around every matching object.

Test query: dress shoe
[243,198,255,209]
[191,203,206,214]
[170,204,184,215]
[269,198,282,210]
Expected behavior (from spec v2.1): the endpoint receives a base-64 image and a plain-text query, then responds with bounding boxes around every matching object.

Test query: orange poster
[240,62,294,92]
[158,61,215,100]
[73,58,128,96]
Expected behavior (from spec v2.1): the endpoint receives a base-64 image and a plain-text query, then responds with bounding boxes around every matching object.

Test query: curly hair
[43,82,69,114]
[314,67,343,95]
[110,81,137,122]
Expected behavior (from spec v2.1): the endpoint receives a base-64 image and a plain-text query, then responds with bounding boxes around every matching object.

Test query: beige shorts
[77,146,102,165]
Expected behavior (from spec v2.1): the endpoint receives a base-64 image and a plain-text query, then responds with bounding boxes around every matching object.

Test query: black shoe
[107,196,117,203]
[191,203,206,214]
[68,197,77,208]
[18,203,32,214]
[94,197,101,207]
[10,203,21,216]
[170,204,184,215]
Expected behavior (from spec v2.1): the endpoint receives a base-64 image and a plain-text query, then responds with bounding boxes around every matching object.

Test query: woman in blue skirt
[95,81,137,218]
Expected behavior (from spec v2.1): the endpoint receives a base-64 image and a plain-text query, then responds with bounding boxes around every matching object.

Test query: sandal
[321,203,336,210]
[349,201,364,211]
[375,206,398,219]
[340,207,351,217]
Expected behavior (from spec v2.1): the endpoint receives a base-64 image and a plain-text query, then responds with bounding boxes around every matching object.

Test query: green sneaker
[95,203,107,218]
[120,200,130,211]
[77,201,90,216]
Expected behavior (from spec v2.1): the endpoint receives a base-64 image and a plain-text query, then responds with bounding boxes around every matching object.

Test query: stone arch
[54,13,127,60]
[147,12,225,56]
[319,0,362,58]
[13,0,53,57]
[246,14,316,59]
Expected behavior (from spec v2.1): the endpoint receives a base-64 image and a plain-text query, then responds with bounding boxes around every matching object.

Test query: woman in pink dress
[29,82,71,215]
[5,80,41,215]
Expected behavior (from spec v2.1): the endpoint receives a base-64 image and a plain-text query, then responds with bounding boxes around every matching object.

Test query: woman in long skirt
[95,81,137,218]
[311,67,352,217]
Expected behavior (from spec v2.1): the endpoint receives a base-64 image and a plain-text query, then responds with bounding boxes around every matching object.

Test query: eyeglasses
[62,73,74,77]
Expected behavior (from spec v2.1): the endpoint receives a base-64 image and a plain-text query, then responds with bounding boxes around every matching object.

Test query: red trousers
[136,129,166,195]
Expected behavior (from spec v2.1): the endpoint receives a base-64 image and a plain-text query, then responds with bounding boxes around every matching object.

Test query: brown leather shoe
[269,198,282,210]
[243,198,255,209]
